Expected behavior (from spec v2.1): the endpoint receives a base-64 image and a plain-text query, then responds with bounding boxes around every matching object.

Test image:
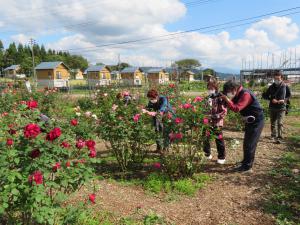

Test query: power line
[61,6,300,52]
[68,10,300,54]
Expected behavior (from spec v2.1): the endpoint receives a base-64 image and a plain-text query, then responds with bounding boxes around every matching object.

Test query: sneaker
[206,155,213,160]
[217,159,226,164]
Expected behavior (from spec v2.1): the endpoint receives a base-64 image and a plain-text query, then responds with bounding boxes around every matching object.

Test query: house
[181,70,195,81]
[4,65,21,78]
[35,61,70,88]
[86,65,111,86]
[121,67,144,86]
[143,67,169,85]
[71,69,84,80]
[110,70,122,84]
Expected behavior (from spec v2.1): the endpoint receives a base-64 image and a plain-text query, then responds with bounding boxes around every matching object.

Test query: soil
[74,119,298,225]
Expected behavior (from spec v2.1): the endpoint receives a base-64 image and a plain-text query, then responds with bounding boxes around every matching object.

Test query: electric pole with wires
[29,38,37,87]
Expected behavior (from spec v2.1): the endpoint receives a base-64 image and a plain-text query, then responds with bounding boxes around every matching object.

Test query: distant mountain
[214,66,239,75]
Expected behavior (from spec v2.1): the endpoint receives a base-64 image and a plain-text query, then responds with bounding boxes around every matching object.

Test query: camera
[209,92,223,99]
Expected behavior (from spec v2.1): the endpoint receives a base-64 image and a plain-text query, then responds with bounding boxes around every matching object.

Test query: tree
[175,58,201,70]
[0,40,4,73]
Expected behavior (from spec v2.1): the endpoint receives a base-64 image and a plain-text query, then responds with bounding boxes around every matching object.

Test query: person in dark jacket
[221,80,264,173]
[262,71,291,144]
[143,89,173,152]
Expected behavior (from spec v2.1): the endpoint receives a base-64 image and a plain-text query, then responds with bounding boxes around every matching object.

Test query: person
[143,89,174,152]
[220,80,264,173]
[24,78,32,93]
[262,71,291,144]
[116,90,132,106]
[203,80,227,164]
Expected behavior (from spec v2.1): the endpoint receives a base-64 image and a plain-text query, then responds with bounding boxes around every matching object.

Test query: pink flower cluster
[169,132,183,142]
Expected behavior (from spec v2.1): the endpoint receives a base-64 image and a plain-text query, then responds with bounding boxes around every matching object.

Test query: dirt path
[75,122,288,225]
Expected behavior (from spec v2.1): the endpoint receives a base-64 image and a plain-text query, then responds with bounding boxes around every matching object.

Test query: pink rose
[89,194,96,204]
[174,117,184,124]
[52,162,61,172]
[203,118,209,125]
[193,96,203,103]
[89,150,97,158]
[133,114,141,123]
[218,134,223,140]
[153,162,161,169]
[76,139,85,149]
[6,138,13,146]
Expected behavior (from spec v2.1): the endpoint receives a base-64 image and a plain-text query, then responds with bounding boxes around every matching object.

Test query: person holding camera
[221,80,264,173]
[262,71,291,144]
[203,80,227,164]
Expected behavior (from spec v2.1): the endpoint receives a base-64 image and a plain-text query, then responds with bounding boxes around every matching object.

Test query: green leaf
[11,188,19,196]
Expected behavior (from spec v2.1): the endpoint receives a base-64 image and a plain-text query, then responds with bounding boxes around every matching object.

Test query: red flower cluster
[61,141,71,148]
[181,103,193,109]
[193,96,203,103]
[203,118,209,125]
[76,139,85,149]
[70,119,78,126]
[30,149,41,159]
[174,117,184,124]
[46,127,61,141]
[52,162,61,172]
[169,83,176,88]
[26,100,38,109]
[86,140,96,158]
[153,162,161,169]
[28,171,43,185]
[24,124,41,139]
[6,139,13,146]
[169,132,183,142]
[133,114,141,123]
[89,194,96,204]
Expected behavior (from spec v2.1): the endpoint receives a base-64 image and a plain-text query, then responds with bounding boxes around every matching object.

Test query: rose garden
[0,82,299,225]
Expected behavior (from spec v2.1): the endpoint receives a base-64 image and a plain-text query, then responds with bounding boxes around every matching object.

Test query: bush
[0,98,97,224]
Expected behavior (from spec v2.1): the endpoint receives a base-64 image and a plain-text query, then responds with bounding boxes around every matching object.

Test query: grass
[264,151,300,225]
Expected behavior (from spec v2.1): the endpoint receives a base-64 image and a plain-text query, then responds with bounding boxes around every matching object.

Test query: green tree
[175,59,201,70]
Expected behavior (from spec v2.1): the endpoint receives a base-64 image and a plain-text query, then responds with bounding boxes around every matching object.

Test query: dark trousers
[270,109,285,139]
[242,116,264,169]
[154,116,169,150]
[203,127,226,160]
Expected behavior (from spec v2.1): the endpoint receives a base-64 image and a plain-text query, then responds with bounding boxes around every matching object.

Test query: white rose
[76,112,81,117]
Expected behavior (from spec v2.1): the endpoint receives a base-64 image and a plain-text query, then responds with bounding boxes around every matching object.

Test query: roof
[35,61,69,70]
[86,65,110,72]
[111,70,120,75]
[121,67,142,73]
[141,67,164,73]
[4,65,20,71]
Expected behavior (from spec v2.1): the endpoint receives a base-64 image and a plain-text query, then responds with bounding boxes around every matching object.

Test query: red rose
[26,100,38,109]
[89,194,96,204]
[76,139,85,149]
[66,161,71,168]
[85,140,96,150]
[8,129,17,135]
[174,117,184,124]
[24,124,41,139]
[52,162,61,172]
[28,171,43,185]
[46,127,61,141]
[169,83,176,88]
[153,162,161,169]
[30,149,41,159]
[205,130,211,137]
[2,112,8,117]
[89,150,97,158]
[218,134,223,140]
[6,139,13,146]
[203,118,209,125]
[193,96,203,103]
[70,119,78,126]
[61,141,70,148]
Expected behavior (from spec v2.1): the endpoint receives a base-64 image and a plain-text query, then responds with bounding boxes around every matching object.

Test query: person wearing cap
[220,80,264,173]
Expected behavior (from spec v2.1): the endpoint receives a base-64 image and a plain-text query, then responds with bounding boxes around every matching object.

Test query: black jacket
[262,82,291,110]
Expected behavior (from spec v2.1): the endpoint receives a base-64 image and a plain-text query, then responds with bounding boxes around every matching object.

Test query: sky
[1,0,300,72]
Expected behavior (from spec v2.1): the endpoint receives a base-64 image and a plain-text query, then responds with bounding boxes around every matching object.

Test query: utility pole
[29,38,37,87]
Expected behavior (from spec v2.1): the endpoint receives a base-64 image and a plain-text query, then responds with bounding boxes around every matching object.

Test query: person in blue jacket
[143,89,173,152]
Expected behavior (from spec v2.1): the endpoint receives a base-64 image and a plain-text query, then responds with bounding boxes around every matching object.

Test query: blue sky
[1,0,300,70]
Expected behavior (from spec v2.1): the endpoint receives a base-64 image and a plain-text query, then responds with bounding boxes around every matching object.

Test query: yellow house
[71,69,84,80]
[35,61,70,88]
[86,65,111,86]
[4,65,21,78]
[145,67,169,85]
[121,67,144,86]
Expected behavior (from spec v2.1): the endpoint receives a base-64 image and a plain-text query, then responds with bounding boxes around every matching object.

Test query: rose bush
[0,96,97,224]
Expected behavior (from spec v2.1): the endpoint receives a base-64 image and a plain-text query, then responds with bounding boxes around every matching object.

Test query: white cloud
[1,1,300,70]
[252,16,299,42]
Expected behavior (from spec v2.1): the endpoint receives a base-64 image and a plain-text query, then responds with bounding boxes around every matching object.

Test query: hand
[142,109,148,114]
[278,100,285,104]
[148,111,157,117]
[272,99,278,104]
[220,93,229,102]
[160,111,164,116]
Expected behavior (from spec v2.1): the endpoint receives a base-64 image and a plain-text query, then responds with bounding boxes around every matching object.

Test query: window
[101,73,106,79]
[56,71,62,79]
